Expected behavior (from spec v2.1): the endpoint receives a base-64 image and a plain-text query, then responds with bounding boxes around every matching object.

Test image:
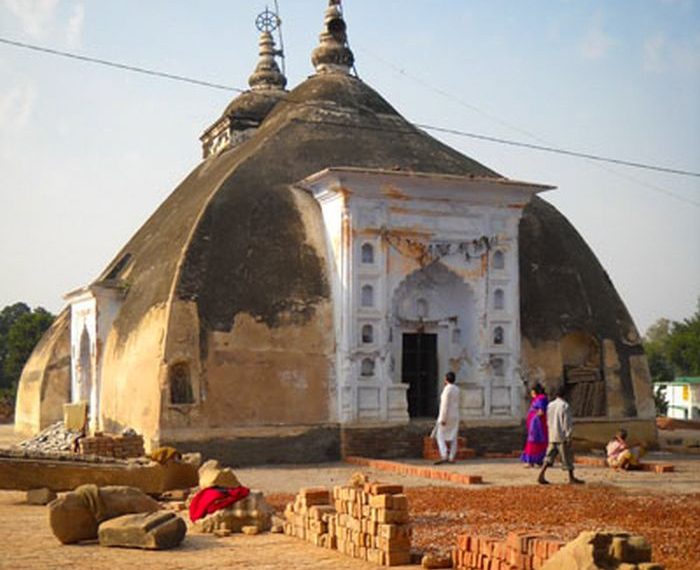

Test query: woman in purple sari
[521,384,548,467]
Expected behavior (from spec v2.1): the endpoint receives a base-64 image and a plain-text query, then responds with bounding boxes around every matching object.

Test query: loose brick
[371,483,404,496]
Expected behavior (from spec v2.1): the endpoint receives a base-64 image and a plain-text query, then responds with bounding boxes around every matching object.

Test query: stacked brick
[283,479,413,566]
[575,456,674,473]
[423,436,476,461]
[78,433,144,459]
[346,456,483,485]
[452,531,565,570]
[283,487,335,546]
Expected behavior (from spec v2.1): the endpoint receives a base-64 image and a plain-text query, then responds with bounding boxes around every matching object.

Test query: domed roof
[97,5,637,362]
[219,89,284,124]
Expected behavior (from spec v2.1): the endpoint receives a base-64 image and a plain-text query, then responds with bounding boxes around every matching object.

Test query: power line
[2,36,700,182]
[360,46,700,206]
[415,124,700,179]
[0,37,243,93]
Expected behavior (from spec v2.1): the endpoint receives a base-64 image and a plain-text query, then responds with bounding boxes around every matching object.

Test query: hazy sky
[0,0,698,334]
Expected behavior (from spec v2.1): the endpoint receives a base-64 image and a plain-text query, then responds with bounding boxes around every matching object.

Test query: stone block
[198,459,240,489]
[26,487,57,505]
[63,402,88,431]
[98,511,186,550]
[542,531,656,570]
[49,485,161,544]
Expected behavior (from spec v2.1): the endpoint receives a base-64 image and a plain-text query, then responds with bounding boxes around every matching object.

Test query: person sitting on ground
[606,428,646,470]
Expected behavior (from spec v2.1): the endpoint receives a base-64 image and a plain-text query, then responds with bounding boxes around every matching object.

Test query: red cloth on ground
[188,486,250,522]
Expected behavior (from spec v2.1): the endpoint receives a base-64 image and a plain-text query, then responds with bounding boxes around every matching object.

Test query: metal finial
[255,8,280,33]
[311,0,354,74]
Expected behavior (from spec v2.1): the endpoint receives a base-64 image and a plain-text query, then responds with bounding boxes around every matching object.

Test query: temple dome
[15,2,652,452]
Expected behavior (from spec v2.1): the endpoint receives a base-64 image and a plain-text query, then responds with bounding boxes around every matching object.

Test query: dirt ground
[1,423,700,569]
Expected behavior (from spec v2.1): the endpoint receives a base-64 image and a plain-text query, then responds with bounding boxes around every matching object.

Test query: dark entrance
[401,333,438,418]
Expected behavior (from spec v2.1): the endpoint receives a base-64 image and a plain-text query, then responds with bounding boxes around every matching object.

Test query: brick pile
[422,436,476,461]
[346,456,483,484]
[78,433,144,459]
[283,476,413,566]
[575,456,675,473]
[452,531,565,570]
[283,487,334,546]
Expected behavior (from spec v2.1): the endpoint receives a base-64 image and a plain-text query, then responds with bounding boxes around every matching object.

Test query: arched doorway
[392,262,476,419]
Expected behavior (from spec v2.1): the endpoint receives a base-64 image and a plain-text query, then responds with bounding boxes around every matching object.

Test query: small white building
[658,377,700,420]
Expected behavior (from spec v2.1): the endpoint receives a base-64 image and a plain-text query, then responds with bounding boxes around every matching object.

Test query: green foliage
[0,303,55,395]
[666,308,700,376]
[0,302,31,390]
[643,298,700,386]
[644,317,675,384]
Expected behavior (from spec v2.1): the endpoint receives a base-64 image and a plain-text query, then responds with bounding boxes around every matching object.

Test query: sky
[0,0,698,335]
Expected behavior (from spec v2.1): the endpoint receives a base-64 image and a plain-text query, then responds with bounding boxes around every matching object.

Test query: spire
[311,0,354,75]
[248,30,287,91]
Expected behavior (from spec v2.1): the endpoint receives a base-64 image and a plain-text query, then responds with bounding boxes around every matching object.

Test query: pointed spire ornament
[311,0,355,74]
[248,30,287,91]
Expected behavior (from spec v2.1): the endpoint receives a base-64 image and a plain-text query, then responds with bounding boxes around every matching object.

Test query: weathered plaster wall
[159,187,335,438]
[573,418,658,450]
[14,309,71,435]
[629,354,656,418]
[521,335,656,424]
[196,305,333,427]
[99,305,166,448]
[519,197,656,422]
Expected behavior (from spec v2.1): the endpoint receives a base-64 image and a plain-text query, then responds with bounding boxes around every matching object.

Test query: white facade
[660,380,700,420]
[65,283,123,431]
[302,167,551,424]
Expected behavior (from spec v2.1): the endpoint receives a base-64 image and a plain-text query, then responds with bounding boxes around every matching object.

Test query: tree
[0,302,31,390]
[643,298,700,384]
[666,303,700,376]
[0,304,54,394]
[643,317,674,384]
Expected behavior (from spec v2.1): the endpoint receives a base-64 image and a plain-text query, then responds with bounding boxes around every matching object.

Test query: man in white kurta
[435,371,460,464]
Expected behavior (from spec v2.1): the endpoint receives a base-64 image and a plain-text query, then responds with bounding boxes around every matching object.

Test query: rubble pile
[17,422,82,454]
[283,475,413,567]
[16,422,145,460]
[187,460,273,534]
[191,490,273,534]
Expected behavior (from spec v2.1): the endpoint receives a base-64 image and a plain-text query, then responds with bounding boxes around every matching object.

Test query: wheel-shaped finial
[256,8,280,33]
